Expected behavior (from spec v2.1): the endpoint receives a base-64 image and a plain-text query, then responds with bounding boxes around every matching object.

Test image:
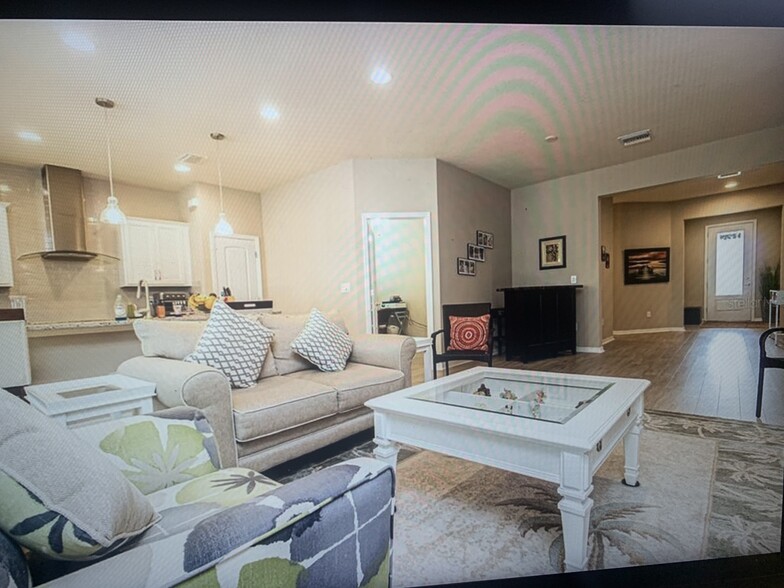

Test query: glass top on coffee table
[410,374,612,424]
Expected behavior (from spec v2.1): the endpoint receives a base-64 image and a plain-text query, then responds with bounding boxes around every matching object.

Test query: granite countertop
[26,314,209,337]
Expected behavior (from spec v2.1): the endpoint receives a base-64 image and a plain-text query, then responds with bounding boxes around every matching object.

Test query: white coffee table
[25,374,156,428]
[365,366,648,572]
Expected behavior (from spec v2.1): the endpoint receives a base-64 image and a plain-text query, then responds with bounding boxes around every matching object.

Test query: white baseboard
[576,346,604,354]
[613,327,686,335]
[602,336,615,346]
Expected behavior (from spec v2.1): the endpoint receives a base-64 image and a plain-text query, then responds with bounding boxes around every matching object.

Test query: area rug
[390,410,784,587]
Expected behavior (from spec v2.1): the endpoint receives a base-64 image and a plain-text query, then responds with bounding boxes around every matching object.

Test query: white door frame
[703,219,757,321]
[361,212,435,336]
[209,232,264,298]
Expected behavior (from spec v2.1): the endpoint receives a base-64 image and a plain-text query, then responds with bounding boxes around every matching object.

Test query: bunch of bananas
[188,293,219,312]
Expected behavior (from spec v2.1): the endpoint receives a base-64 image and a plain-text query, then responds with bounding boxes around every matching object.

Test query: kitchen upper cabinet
[120,218,192,286]
[0,203,13,287]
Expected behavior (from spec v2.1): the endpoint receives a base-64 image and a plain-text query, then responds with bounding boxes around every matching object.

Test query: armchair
[430,303,493,378]
[0,401,394,588]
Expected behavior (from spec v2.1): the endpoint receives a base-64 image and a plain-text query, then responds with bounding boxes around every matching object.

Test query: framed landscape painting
[623,247,670,284]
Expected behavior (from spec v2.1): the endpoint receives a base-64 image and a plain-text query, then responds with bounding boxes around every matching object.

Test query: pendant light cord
[104,106,115,199]
[216,138,225,214]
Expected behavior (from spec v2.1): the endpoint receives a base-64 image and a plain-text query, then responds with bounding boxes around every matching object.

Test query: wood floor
[412,325,784,426]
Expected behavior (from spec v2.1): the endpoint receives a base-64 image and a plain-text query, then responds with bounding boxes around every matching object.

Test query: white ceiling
[1,21,783,195]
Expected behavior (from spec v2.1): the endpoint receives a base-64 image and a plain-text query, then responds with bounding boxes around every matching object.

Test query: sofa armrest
[45,458,394,588]
[350,334,417,387]
[117,356,237,468]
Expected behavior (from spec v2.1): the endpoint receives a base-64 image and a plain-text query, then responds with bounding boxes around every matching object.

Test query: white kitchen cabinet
[120,218,192,286]
[0,203,13,287]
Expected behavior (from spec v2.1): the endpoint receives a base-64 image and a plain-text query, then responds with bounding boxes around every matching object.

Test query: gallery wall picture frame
[623,247,670,285]
[476,230,494,249]
[467,242,486,262]
[457,257,476,276]
[539,235,566,270]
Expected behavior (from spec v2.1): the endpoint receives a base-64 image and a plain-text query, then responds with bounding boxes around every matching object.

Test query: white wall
[511,125,784,348]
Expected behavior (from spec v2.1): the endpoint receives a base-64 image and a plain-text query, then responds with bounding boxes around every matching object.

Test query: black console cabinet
[497,285,581,362]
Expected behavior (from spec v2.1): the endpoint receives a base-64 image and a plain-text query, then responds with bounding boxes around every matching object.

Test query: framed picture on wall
[457,257,476,276]
[476,230,494,249]
[467,243,486,262]
[623,247,670,284]
[539,235,566,270]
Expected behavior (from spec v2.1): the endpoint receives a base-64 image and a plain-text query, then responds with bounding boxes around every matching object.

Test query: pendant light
[210,132,234,237]
[96,98,127,225]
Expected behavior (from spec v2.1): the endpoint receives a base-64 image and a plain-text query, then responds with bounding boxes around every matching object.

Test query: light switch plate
[570,275,577,284]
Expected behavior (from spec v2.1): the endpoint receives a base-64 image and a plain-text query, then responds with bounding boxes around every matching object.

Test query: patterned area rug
[276,411,783,586]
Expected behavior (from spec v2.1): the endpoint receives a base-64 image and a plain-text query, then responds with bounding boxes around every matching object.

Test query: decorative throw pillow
[184,299,274,388]
[73,410,221,495]
[0,393,159,561]
[447,314,491,352]
[290,308,353,372]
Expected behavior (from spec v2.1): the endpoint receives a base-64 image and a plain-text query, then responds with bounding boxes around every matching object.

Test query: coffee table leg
[558,452,594,572]
[373,437,400,471]
[622,414,643,487]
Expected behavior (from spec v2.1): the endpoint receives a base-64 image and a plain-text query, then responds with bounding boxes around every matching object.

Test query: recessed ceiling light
[717,171,741,179]
[174,163,191,173]
[545,135,558,143]
[371,67,392,85]
[60,31,95,52]
[260,105,280,121]
[18,131,41,142]
[724,181,739,189]
[0,184,10,193]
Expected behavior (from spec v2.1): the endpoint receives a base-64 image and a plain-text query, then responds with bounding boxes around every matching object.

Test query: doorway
[211,234,263,300]
[361,212,434,337]
[704,220,756,321]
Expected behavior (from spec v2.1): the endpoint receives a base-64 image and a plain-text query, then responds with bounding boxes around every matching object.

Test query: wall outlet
[646,310,652,318]
[570,275,577,284]
[340,282,351,293]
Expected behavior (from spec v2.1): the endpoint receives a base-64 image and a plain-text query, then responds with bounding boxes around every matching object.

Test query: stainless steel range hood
[18,165,119,261]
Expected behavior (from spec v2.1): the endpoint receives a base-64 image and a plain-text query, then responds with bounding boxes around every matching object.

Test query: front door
[705,220,756,321]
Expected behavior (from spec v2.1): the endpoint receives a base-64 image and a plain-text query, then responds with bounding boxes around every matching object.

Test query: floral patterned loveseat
[0,404,394,588]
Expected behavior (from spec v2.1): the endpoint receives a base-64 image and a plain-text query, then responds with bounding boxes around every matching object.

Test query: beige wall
[511,125,784,348]
[436,160,511,311]
[613,203,674,331]
[261,160,362,333]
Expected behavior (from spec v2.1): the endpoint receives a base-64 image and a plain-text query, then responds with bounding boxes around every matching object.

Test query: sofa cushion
[288,363,404,412]
[134,319,206,360]
[0,394,159,561]
[261,312,347,375]
[232,377,338,441]
[291,308,353,372]
[185,300,274,388]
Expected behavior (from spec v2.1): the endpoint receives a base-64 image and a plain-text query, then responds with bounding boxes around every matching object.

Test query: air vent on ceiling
[176,153,206,165]
[617,129,652,147]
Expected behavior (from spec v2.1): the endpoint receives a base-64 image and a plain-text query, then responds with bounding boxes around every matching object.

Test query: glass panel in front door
[715,230,744,296]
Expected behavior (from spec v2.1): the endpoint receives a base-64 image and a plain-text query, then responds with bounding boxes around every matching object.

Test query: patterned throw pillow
[0,393,159,561]
[185,299,274,388]
[290,308,353,371]
[447,314,491,351]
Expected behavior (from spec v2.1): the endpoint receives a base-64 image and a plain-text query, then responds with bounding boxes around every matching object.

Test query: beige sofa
[117,313,417,472]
